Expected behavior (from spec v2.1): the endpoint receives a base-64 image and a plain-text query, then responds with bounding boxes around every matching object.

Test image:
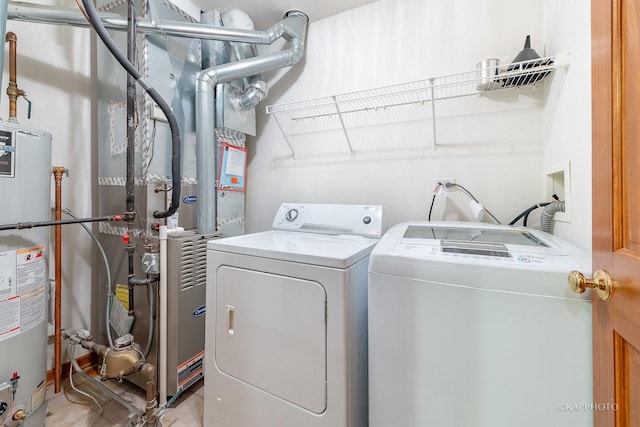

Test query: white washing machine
[368,221,593,427]
[203,203,383,427]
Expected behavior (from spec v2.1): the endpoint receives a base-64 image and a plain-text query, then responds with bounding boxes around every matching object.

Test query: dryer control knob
[285,208,299,222]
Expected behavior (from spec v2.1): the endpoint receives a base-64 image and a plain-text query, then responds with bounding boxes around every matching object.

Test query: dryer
[203,203,382,427]
[368,221,593,427]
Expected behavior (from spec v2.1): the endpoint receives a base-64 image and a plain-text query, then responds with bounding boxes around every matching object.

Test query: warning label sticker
[0,245,47,343]
[177,351,205,390]
[0,295,20,340]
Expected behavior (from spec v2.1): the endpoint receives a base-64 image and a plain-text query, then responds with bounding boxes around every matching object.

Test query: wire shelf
[266,54,569,162]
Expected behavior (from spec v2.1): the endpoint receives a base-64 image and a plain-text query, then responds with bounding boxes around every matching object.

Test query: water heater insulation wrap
[0,122,52,427]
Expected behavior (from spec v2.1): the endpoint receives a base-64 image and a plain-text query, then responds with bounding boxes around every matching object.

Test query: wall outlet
[151,103,168,122]
[433,178,456,194]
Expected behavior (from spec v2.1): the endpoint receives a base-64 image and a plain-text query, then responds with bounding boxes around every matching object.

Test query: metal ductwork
[7,1,288,44]
[220,9,269,111]
[196,10,309,234]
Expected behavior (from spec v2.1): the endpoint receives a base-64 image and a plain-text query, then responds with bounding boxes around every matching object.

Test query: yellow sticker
[32,379,46,411]
[115,284,129,311]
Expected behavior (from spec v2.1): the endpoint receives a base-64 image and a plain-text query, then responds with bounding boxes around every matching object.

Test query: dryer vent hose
[539,201,565,233]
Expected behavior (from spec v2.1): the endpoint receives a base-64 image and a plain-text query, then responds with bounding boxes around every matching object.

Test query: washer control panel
[272,203,383,238]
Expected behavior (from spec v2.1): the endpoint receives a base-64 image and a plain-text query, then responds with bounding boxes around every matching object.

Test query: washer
[368,221,593,427]
[204,203,383,427]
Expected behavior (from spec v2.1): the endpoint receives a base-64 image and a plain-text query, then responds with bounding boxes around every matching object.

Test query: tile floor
[45,371,204,426]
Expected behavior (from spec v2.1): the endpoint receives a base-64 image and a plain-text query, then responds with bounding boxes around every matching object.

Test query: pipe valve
[5,32,30,122]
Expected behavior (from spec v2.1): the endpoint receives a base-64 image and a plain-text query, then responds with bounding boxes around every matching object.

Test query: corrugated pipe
[539,200,565,233]
[7,1,286,44]
[195,10,308,234]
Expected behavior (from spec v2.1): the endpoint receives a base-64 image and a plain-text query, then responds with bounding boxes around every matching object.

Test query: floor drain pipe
[158,225,168,406]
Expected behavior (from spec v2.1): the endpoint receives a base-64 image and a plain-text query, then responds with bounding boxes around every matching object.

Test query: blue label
[183,195,197,204]
[192,305,206,317]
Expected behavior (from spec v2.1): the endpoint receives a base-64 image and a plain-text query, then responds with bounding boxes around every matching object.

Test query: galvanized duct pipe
[220,9,268,111]
[195,10,308,234]
[201,10,230,65]
[539,200,565,233]
[7,1,286,44]
[198,10,227,240]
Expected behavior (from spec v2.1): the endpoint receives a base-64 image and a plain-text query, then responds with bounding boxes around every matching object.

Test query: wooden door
[591,0,640,424]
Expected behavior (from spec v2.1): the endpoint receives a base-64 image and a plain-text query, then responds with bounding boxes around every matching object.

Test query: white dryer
[203,203,383,427]
[368,221,593,427]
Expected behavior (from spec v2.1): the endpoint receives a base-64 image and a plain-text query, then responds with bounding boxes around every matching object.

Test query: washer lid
[207,230,379,268]
[370,221,591,274]
[369,221,592,299]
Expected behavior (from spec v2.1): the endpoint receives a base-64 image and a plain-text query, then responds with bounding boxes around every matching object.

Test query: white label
[0,245,47,342]
[0,295,20,340]
[0,250,16,299]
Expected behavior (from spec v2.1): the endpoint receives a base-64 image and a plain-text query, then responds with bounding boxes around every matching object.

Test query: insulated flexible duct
[80,0,181,218]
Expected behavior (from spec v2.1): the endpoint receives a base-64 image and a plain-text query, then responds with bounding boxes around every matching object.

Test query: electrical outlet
[433,178,456,194]
[151,103,168,122]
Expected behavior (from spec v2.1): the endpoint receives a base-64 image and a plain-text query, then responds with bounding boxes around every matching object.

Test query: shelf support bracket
[273,113,296,159]
[429,77,438,150]
[333,95,354,156]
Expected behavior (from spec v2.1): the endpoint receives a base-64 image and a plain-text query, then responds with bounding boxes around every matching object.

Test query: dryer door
[215,266,327,413]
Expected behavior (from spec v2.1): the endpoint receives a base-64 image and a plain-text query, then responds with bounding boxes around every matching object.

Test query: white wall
[247,0,592,255]
[1,0,591,371]
[3,0,96,368]
[542,0,592,253]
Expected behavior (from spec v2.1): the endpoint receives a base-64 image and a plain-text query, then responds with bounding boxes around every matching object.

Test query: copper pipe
[5,31,24,122]
[52,167,67,394]
[137,361,159,426]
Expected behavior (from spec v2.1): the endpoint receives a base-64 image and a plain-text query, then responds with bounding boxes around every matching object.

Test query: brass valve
[11,408,25,420]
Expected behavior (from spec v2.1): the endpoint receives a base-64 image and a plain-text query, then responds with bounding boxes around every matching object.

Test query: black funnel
[512,35,541,63]
[503,35,553,87]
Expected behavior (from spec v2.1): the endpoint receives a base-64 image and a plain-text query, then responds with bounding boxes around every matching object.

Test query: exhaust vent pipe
[220,8,268,111]
[196,10,309,234]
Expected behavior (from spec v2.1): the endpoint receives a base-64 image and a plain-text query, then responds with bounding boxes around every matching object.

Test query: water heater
[0,121,52,427]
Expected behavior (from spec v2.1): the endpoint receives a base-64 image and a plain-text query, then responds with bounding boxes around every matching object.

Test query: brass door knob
[567,270,613,302]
